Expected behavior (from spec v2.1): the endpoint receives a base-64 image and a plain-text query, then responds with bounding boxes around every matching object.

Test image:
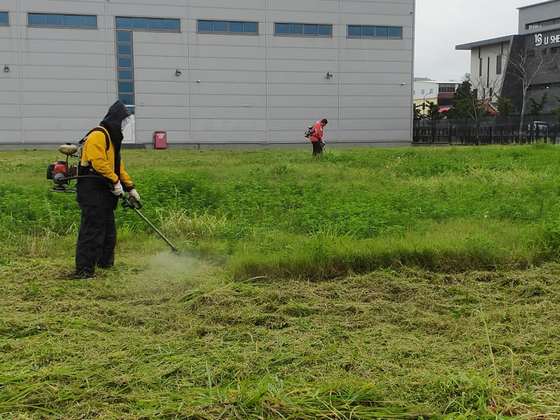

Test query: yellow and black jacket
[80,126,134,188]
[77,101,133,208]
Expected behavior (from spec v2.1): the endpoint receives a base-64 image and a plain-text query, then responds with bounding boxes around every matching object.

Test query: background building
[456,36,513,104]
[519,0,560,34]
[456,0,560,116]
[0,0,415,147]
[413,78,458,115]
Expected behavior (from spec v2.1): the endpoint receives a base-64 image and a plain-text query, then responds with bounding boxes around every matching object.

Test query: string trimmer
[46,143,179,253]
[120,194,179,253]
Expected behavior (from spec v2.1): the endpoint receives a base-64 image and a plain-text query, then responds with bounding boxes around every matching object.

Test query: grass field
[1,146,560,418]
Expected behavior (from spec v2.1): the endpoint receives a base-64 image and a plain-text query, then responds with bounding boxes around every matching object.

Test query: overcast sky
[415,0,540,81]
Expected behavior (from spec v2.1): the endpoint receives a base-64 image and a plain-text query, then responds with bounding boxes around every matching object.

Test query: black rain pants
[75,205,117,275]
[75,172,119,276]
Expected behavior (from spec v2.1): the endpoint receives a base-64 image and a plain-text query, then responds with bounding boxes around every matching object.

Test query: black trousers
[312,141,324,156]
[75,205,117,275]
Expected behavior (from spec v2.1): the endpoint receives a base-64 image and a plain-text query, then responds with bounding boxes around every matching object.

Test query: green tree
[528,93,548,118]
[497,96,513,118]
[427,102,442,121]
[552,96,560,124]
[413,104,423,121]
[448,80,485,122]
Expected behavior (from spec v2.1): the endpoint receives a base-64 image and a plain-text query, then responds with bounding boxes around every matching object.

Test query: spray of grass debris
[123,251,222,299]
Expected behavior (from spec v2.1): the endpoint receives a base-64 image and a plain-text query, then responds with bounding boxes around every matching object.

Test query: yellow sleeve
[84,131,119,184]
[119,161,134,189]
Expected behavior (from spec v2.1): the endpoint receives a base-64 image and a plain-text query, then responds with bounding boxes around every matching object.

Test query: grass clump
[3,145,560,275]
[230,219,541,280]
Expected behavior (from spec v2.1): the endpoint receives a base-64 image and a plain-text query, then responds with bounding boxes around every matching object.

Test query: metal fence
[413,116,560,145]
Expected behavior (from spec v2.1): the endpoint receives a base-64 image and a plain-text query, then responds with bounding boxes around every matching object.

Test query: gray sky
[415,0,539,81]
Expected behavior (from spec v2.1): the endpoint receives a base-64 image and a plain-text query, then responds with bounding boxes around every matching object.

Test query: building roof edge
[455,35,515,50]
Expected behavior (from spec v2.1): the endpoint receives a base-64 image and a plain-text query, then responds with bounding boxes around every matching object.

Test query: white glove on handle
[129,189,140,202]
[112,181,124,197]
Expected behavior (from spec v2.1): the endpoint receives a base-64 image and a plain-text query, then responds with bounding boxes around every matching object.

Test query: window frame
[274,22,333,38]
[496,54,502,75]
[0,11,9,27]
[115,16,181,33]
[197,20,259,35]
[115,29,136,113]
[526,17,560,31]
[27,13,98,29]
[347,25,403,40]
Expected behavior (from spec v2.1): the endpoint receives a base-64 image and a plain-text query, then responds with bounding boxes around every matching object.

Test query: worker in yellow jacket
[74,100,140,279]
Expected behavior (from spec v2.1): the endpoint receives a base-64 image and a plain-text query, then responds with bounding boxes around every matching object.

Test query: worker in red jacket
[309,118,328,156]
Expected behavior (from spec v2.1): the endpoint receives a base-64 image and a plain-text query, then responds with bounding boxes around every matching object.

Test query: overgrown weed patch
[2,146,560,416]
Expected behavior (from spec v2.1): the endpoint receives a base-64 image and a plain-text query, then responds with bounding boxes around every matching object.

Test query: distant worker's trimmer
[121,194,179,254]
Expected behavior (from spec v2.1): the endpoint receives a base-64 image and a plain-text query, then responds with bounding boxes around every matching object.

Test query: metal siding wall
[0,0,21,143]
[0,0,414,146]
[519,2,560,35]
[187,5,267,143]
[2,0,113,144]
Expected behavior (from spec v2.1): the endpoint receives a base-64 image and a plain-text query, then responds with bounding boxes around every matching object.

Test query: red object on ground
[153,131,168,149]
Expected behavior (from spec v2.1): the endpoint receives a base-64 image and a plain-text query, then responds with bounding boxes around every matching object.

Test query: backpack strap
[80,126,110,151]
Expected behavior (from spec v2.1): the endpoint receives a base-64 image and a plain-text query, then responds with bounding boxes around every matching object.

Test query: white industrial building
[0,0,415,147]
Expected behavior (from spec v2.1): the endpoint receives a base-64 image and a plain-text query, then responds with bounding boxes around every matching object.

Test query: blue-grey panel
[28,13,97,29]
[116,17,180,32]
[197,20,258,34]
[0,12,8,26]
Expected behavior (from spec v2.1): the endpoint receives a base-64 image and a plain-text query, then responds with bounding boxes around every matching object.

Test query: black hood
[99,100,130,177]
[100,100,130,147]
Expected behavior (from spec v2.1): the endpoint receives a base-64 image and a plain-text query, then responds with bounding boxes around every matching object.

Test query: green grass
[1,146,560,417]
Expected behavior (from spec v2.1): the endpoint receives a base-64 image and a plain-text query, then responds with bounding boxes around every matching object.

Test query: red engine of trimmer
[46,144,79,192]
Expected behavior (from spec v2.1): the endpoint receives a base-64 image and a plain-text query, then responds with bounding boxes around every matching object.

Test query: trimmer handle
[121,194,143,210]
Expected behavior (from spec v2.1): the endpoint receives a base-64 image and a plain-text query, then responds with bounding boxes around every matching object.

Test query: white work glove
[112,181,124,196]
[129,188,140,202]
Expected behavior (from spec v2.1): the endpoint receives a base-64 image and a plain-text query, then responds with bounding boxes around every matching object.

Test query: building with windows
[413,78,459,115]
[456,36,513,104]
[456,0,560,115]
[0,0,415,147]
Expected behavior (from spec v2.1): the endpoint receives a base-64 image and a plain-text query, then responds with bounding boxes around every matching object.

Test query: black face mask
[99,100,130,176]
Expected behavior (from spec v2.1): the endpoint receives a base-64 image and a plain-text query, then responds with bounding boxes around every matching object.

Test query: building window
[487,56,490,87]
[116,17,181,32]
[0,12,8,26]
[347,25,402,40]
[526,17,560,30]
[438,86,456,93]
[116,30,135,113]
[496,54,502,75]
[197,20,258,35]
[275,23,332,37]
[28,13,97,29]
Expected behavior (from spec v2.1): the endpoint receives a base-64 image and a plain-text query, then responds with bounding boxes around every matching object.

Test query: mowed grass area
[1,146,560,417]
